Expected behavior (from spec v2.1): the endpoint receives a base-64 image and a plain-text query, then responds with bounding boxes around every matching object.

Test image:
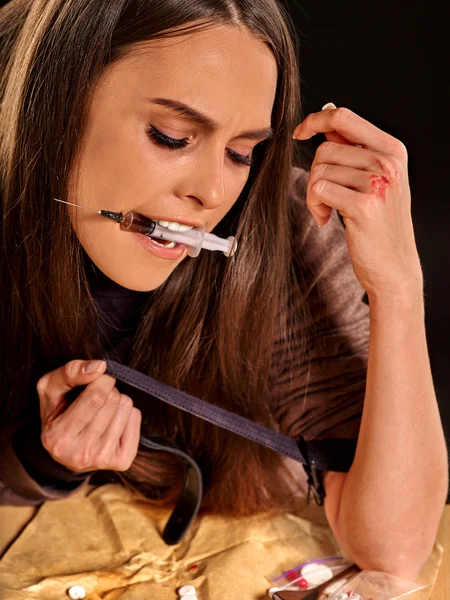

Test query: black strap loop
[138,435,203,545]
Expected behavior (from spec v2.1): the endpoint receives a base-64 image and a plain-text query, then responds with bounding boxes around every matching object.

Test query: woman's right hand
[36,359,142,474]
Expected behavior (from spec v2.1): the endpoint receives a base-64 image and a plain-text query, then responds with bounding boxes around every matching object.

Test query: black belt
[105,359,357,545]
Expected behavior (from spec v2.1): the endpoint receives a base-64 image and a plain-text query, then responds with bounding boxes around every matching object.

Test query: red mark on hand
[370,174,390,201]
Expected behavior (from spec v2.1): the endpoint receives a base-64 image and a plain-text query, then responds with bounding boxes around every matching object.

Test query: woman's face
[69,24,278,291]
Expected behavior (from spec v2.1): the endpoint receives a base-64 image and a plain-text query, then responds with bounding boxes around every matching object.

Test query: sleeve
[0,422,92,506]
[272,166,370,444]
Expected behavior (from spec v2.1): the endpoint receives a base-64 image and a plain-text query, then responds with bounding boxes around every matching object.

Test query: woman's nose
[181,149,226,211]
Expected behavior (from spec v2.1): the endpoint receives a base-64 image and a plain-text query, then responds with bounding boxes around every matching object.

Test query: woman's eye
[147,125,255,168]
[227,148,254,168]
[147,125,189,150]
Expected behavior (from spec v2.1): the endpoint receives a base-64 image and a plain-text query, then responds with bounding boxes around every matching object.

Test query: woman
[0,0,447,581]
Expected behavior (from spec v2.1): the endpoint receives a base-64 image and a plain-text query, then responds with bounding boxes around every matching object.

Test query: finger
[78,394,134,470]
[97,394,134,451]
[115,408,142,471]
[321,105,354,146]
[293,107,401,154]
[76,386,123,439]
[296,104,353,146]
[310,164,374,195]
[38,359,107,422]
[324,131,354,145]
[309,179,362,219]
[53,372,117,437]
[314,141,385,172]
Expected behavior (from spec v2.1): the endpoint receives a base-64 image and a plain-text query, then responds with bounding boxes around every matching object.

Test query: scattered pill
[67,586,86,600]
[179,586,196,596]
[301,563,334,586]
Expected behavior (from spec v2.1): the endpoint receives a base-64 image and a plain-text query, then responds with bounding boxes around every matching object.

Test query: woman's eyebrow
[149,97,274,141]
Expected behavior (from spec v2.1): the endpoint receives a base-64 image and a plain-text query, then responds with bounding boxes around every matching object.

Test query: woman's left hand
[293,104,424,299]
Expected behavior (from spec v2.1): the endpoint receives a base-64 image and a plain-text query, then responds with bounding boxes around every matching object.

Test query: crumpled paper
[0,483,442,600]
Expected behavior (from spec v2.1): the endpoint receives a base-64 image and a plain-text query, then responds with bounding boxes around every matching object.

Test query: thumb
[38,359,107,422]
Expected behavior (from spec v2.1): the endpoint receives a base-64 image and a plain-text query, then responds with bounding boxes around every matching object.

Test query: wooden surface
[432,504,449,599]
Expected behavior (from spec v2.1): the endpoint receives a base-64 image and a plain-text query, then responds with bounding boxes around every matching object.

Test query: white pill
[301,563,334,585]
[178,585,196,596]
[180,594,196,600]
[67,586,86,600]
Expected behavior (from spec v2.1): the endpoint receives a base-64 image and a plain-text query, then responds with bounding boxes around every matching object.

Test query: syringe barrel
[120,211,156,235]
[151,224,204,254]
[119,212,204,254]
[118,211,235,257]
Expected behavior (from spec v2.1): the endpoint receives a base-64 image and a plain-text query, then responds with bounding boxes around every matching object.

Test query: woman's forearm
[334,287,448,580]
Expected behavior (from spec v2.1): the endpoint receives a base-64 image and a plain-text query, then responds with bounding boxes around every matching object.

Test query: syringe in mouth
[53,199,238,258]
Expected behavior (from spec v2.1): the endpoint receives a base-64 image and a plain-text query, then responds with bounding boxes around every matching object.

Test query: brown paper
[0,484,442,600]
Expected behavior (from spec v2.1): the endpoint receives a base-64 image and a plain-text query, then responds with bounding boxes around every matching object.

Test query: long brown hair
[0,0,313,516]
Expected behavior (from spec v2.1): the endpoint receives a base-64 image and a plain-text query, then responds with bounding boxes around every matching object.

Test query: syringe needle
[53,198,124,222]
[53,197,100,213]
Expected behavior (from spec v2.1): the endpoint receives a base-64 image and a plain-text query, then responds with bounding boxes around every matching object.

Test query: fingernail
[322,102,337,111]
[82,360,104,373]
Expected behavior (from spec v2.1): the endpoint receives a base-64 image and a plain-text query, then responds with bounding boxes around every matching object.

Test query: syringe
[53,199,238,258]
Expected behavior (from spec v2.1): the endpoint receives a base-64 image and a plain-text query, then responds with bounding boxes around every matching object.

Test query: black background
[1,0,449,497]
[285,0,449,499]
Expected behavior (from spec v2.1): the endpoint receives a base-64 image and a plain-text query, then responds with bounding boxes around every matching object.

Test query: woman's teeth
[147,219,195,248]
[151,239,176,248]
[156,219,194,232]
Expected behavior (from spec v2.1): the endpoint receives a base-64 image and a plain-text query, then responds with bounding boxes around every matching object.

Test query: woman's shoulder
[287,164,345,256]
[287,165,318,238]
[286,165,328,256]
[285,164,367,305]
[289,164,309,189]
[288,165,310,208]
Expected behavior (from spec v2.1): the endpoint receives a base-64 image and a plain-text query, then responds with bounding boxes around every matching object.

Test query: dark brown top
[0,167,370,506]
